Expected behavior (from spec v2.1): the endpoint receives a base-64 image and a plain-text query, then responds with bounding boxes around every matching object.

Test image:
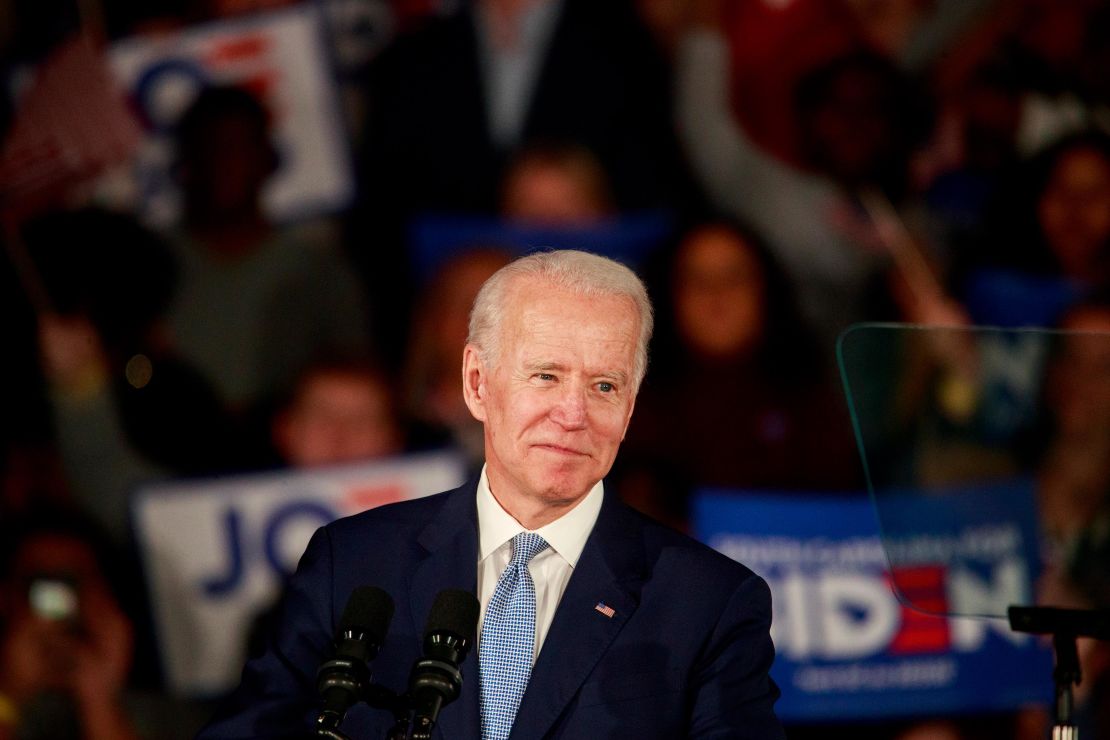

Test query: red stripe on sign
[206,35,270,64]
[343,483,406,512]
[888,567,950,654]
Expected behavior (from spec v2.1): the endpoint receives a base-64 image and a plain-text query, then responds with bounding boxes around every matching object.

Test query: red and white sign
[107,5,354,225]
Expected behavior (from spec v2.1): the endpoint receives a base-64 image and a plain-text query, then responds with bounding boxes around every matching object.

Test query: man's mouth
[533,443,588,457]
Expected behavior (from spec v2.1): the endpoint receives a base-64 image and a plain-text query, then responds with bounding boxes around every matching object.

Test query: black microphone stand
[313,588,478,739]
[311,659,468,739]
[372,685,415,740]
[313,680,413,740]
[1008,606,1110,740]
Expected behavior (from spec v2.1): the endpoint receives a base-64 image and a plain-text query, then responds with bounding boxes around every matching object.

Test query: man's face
[463,280,640,520]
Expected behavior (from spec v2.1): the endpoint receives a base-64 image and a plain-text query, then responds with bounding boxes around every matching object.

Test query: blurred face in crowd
[1,534,116,694]
[501,157,611,225]
[803,65,896,186]
[181,115,275,224]
[275,370,402,467]
[1037,146,1110,278]
[1048,307,1110,436]
[674,226,766,359]
[463,279,640,526]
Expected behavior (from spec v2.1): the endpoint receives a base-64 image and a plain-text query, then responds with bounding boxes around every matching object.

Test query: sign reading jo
[134,452,466,696]
[201,500,340,596]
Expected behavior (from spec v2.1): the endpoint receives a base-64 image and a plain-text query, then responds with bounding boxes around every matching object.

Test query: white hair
[467,250,653,390]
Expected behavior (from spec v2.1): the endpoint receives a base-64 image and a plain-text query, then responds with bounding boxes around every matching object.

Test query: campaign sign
[106,5,354,226]
[133,452,466,696]
[694,485,1052,721]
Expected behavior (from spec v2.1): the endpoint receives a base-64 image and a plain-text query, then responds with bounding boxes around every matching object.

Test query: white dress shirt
[473,0,563,149]
[476,466,603,662]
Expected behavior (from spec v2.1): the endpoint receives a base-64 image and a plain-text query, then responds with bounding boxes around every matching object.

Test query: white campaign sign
[107,5,354,225]
[133,452,466,696]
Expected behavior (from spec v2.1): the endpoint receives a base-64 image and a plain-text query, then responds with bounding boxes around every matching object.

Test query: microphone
[406,589,480,740]
[315,586,395,737]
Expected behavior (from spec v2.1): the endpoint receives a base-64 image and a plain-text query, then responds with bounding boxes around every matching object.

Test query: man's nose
[550,384,588,429]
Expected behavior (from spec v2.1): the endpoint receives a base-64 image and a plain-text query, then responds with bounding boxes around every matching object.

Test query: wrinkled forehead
[502,276,638,327]
[504,282,638,356]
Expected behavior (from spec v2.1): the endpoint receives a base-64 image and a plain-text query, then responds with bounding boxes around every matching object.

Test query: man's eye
[537,373,556,382]
[597,382,614,393]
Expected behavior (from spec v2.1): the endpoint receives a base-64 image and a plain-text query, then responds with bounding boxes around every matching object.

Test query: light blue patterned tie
[480,532,550,740]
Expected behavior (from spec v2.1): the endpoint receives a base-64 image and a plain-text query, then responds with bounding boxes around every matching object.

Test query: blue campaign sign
[407,210,674,280]
[693,487,1052,722]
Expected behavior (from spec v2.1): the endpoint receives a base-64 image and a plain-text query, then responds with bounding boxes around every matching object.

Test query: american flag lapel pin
[594,601,616,618]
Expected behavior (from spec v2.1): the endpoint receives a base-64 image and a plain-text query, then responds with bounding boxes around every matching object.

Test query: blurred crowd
[2,0,1110,737]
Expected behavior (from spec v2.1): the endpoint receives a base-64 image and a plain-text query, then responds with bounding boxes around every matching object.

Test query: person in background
[271,357,405,469]
[653,0,990,167]
[499,142,615,225]
[677,6,935,349]
[976,130,1110,282]
[246,357,410,661]
[618,220,860,529]
[1032,132,1110,285]
[169,85,372,413]
[0,511,138,740]
[931,0,1110,158]
[22,208,241,547]
[960,129,1110,326]
[1028,292,1110,740]
[1037,293,1110,569]
[1033,299,1110,740]
[352,0,690,362]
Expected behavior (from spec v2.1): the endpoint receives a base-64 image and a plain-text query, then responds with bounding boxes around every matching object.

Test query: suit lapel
[509,492,646,739]
[407,482,482,740]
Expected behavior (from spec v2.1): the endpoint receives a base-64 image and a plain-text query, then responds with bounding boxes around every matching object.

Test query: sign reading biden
[133,452,466,696]
[694,484,1052,721]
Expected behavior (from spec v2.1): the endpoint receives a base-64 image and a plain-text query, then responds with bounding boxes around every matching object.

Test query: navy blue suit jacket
[199,480,784,738]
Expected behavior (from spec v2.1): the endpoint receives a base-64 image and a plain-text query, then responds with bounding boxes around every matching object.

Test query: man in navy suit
[200,250,783,738]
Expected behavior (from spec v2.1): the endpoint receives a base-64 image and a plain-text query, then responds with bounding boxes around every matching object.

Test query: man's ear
[462,345,488,422]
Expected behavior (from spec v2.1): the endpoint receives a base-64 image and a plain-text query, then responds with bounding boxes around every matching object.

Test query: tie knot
[510,532,549,567]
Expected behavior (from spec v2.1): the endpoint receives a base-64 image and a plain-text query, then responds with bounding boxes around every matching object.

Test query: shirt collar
[476,465,603,566]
